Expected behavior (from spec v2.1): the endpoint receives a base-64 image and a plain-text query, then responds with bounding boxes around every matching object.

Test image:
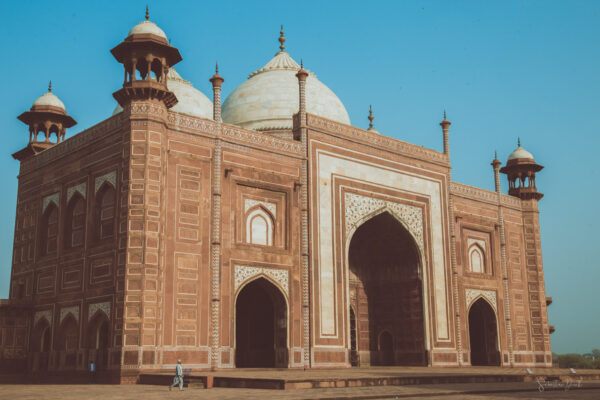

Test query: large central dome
[222,49,350,132]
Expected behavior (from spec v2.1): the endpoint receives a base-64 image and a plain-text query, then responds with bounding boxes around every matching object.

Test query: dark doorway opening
[469,298,500,366]
[235,278,287,368]
[350,307,358,366]
[348,211,426,366]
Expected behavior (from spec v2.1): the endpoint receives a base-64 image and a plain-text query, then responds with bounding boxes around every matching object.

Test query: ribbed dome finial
[48,80,52,93]
[368,105,374,129]
[518,137,521,147]
[279,25,286,51]
[145,5,149,20]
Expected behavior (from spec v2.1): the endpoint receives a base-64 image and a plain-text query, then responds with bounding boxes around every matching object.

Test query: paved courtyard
[1,381,599,400]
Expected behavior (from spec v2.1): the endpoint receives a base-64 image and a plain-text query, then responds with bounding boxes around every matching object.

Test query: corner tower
[500,139,543,200]
[111,7,182,109]
[13,82,77,161]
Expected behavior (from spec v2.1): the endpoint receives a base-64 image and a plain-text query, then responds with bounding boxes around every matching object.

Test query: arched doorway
[32,320,51,371]
[348,211,426,366]
[88,314,110,371]
[235,278,287,368]
[468,298,500,366]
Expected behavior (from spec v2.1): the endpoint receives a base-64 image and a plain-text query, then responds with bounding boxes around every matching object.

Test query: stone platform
[138,366,600,390]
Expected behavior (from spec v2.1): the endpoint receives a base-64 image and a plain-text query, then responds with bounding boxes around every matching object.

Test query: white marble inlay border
[42,193,59,213]
[234,265,289,296]
[465,288,497,311]
[88,301,111,321]
[34,310,53,326]
[67,183,87,202]
[60,305,80,323]
[95,171,116,194]
[244,199,277,217]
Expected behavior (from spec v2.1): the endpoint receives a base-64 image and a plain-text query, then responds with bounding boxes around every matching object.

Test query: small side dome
[507,139,535,161]
[127,20,167,40]
[113,68,213,119]
[33,91,66,111]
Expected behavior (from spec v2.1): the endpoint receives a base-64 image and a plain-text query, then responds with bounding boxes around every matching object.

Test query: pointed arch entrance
[235,277,288,368]
[348,211,426,366]
[468,298,500,366]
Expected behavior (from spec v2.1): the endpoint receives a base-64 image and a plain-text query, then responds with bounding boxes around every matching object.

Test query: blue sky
[0,1,597,354]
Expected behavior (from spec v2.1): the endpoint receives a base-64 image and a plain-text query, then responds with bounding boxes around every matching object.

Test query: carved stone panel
[88,301,111,321]
[67,183,87,202]
[60,305,80,323]
[234,265,289,296]
[95,171,116,194]
[34,309,53,326]
[344,192,423,248]
[465,288,497,311]
[42,193,59,213]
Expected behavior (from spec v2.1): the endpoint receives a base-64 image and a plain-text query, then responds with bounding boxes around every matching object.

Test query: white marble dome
[508,146,534,161]
[113,68,213,118]
[127,20,167,40]
[222,51,350,131]
[33,91,66,110]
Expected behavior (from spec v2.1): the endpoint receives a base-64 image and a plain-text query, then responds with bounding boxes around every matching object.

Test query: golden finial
[368,105,375,129]
[279,25,286,51]
[145,5,149,20]
[48,81,52,92]
[518,137,521,147]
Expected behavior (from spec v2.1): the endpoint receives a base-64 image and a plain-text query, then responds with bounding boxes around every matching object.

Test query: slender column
[209,66,224,369]
[296,62,310,367]
[440,113,462,365]
[492,153,514,366]
[210,63,224,123]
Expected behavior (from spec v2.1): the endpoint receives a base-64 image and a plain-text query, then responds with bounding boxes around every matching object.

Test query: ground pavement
[1,381,599,400]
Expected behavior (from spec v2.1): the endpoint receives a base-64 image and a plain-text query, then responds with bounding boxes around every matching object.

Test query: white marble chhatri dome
[508,140,535,161]
[127,20,167,40]
[113,68,213,118]
[222,50,350,131]
[33,91,66,111]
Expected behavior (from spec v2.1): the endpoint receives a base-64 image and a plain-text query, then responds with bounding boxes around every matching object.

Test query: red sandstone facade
[0,13,553,382]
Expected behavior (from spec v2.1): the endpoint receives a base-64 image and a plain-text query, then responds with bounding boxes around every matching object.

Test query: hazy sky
[0,0,597,354]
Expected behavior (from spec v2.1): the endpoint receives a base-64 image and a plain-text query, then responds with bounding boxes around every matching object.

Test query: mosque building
[0,10,553,380]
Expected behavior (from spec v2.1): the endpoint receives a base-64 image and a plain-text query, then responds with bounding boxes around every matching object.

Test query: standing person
[169,360,184,391]
[89,360,96,384]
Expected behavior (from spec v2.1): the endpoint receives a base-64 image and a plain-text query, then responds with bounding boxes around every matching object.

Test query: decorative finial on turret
[444,109,447,120]
[48,81,52,93]
[145,5,149,20]
[279,25,286,52]
[215,61,219,74]
[300,59,303,68]
[368,105,375,130]
[518,137,521,147]
[495,150,498,160]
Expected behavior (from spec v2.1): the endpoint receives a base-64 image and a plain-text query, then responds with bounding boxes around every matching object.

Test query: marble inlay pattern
[60,305,80,323]
[244,199,277,217]
[234,265,289,296]
[67,182,87,202]
[95,171,116,194]
[34,310,53,326]
[88,301,111,321]
[42,193,59,213]
[466,288,497,311]
[467,238,486,251]
[344,192,423,249]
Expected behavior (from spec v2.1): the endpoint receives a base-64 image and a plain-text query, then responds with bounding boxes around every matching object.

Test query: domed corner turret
[221,26,350,136]
[110,6,182,110]
[500,138,544,201]
[112,68,213,119]
[14,81,77,161]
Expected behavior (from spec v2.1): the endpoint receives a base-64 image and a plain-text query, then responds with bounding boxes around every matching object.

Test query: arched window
[65,195,86,249]
[95,184,116,241]
[245,207,274,246]
[469,245,485,273]
[58,315,79,352]
[39,204,58,256]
